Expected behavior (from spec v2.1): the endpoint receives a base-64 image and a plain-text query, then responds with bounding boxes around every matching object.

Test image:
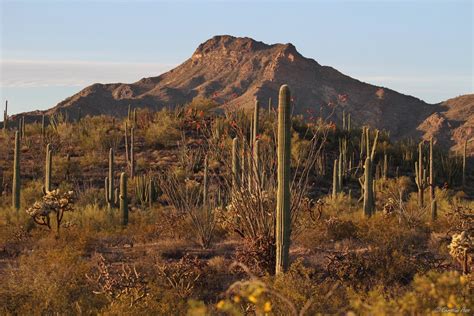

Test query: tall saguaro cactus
[462,139,472,188]
[3,100,8,131]
[363,157,374,217]
[105,148,115,209]
[429,138,437,220]
[276,84,291,275]
[41,115,46,141]
[120,172,128,226]
[43,143,52,194]
[130,127,135,178]
[415,141,427,207]
[12,131,20,210]
[332,158,339,199]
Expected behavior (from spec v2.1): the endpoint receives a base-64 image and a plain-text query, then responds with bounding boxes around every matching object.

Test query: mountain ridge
[7,35,474,152]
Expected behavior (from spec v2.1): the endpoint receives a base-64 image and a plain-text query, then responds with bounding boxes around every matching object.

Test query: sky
[0,0,472,115]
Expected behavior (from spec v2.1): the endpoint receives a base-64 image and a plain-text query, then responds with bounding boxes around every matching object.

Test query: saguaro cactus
[130,127,135,178]
[12,131,20,210]
[3,100,8,131]
[415,141,427,207]
[43,143,52,194]
[276,84,291,275]
[41,115,46,141]
[461,139,472,188]
[429,138,437,220]
[120,172,128,226]
[363,157,374,217]
[105,148,115,209]
[332,158,339,199]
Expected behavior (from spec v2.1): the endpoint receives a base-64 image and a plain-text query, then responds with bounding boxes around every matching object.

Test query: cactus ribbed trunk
[120,172,128,226]
[276,84,291,275]
[44,143,52,194]
[363,157,374,217]
[332,159,339,199]
[3,100,7,131]
[12,131,20,211]
[462,139,467,188]
[429,138,437,220]
[130,127,135,179]
[416,141,424,207]
[124,122,129,165]
[106,148,115,209]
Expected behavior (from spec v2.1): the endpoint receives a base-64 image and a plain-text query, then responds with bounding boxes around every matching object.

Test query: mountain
[417,94,474,154]
[10,35,474,150]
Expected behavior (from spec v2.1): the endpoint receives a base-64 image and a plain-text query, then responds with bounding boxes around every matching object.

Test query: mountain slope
[13,35,473,148]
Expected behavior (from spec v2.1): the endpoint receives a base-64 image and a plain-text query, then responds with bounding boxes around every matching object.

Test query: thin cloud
[0,59,176,88]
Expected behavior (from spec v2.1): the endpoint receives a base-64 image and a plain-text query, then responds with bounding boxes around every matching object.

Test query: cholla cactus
[26,189,74,233]
[448,231,473,274]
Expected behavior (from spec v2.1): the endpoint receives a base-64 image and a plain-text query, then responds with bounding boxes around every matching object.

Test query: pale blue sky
[1,0,472,114]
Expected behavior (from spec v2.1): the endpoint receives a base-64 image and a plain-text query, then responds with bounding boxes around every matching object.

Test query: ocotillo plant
[104,148,115,209]
[43,143,52,194]
[415,141,428,207]
[120,172,128,226]
[252,100,260,146]
[12,131,20,211]
[362,157,374,217]
[253,139,261,186]
[203,156,208,206]
[276,84,291,275]
[232,137,241,188]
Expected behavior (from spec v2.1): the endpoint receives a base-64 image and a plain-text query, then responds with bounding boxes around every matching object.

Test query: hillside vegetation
[0,86,473,315]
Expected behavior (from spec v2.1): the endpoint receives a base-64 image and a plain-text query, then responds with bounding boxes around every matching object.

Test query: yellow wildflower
[264,301,272,312]
[216,300,225,309]
[233,295,241,303]
[248,295,258,303]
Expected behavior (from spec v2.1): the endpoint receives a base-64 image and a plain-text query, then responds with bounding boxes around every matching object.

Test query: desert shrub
[145,109,181,148]
[349,271,473,314]
[21,179,44,210]
[0,246,104,314]
[235,234,276,276]
[187,97,219,113]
